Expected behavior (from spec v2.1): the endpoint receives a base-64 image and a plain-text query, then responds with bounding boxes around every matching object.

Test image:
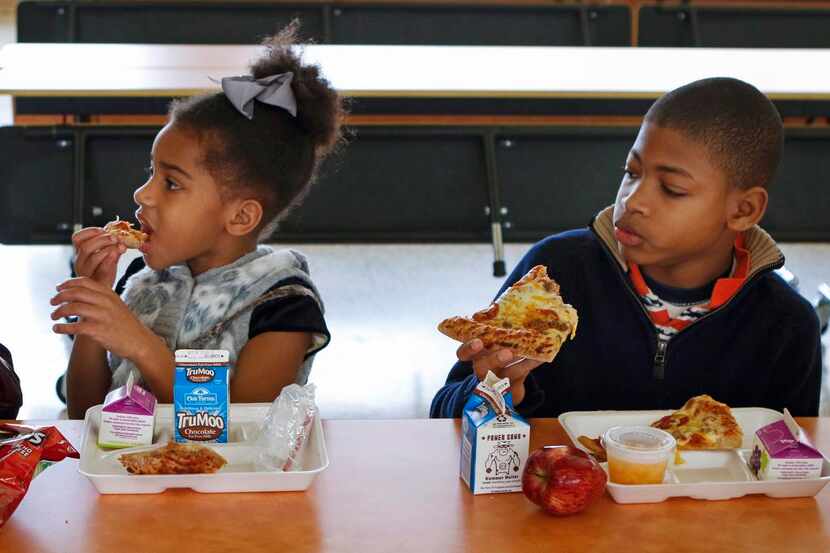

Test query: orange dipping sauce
[603,426,676,485]
[608,456,669,485]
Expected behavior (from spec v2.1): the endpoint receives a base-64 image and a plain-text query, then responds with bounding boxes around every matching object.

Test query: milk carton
[748,409,824,480]
[98,372,156,449]
[174,350,229,443]
[460,371,530,494]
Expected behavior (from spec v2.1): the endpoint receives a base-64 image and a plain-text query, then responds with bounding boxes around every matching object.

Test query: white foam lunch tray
[559,408,830,504]
[79,403,328,494]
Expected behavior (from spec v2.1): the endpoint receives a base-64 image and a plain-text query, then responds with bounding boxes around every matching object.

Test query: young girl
[51,25,345,419]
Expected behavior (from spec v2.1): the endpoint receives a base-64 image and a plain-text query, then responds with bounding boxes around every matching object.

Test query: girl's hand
[457,338,543,406]
[50,277,161,361]
[72,227,127,288]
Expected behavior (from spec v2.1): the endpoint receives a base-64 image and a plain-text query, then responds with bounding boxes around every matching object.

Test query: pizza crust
[438,316,564,362]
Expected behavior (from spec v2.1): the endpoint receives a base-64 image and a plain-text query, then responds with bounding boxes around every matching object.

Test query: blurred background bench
[16,0,830,49]
[16,0,632,46]
[2,43,830,277]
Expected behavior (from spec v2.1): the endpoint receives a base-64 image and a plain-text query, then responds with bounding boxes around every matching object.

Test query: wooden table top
[0,417,828,552]
[3,44,830,100]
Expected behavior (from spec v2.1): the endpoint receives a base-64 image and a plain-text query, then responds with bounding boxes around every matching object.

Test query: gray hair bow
[219,72,297,120]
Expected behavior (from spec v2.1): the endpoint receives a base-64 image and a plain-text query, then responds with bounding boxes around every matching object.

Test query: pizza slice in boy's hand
[104,218,148,249]
[651,394,743,450]
[438,265,578,363]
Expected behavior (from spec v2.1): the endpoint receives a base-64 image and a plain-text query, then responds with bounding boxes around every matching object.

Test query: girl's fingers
[56,276,110,294]
[71,227,105,247]
[84,245,118,273]
[76,234,117,264]
[50,286,101,306]
[50,302,101,322]
[75,232,115,260]
[52,321,90,335]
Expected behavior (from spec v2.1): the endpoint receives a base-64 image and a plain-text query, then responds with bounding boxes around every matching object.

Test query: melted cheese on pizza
[437,265,578,362]
[473,265,578,343]
[651,395,743,450]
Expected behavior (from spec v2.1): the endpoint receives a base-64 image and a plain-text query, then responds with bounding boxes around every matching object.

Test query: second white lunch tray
[559,408,830,504]
[79,403,328,494]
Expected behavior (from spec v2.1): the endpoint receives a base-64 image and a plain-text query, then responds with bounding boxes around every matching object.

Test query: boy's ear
[226,198,264,237]
[727,186,768,232]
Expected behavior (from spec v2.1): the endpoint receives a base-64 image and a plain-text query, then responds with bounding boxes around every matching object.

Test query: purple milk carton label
[174,350,229,443]
[748,410,824,480]
[98,372,156,449]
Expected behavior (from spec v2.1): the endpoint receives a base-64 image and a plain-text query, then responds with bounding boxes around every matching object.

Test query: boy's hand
[50,277,161,362]
[457,338,543,406]
[72,227,127,288]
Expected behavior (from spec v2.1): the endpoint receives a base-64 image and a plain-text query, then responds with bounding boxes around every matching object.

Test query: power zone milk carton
[174,350,229,444]
[461,371,530,494]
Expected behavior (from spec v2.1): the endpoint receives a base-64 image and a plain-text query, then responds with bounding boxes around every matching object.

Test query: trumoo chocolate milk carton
[174,350,229,444]
[98,372,156,449]
[460,371,530,494]
[749,409,824,480]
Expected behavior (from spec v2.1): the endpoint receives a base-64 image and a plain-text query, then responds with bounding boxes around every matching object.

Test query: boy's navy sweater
[431,209,822,418]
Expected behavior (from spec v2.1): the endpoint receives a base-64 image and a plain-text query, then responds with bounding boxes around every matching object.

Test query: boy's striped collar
[590,205,784,282]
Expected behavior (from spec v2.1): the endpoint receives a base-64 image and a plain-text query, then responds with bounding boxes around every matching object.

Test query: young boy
[431,77,822,418]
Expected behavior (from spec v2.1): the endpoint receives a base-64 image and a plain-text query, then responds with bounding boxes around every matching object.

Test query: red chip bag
[0,424,79,527]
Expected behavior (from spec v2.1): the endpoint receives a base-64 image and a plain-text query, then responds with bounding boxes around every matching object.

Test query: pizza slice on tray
[651,394,743,450]
[104,217,148,249]
[119,442,227,475]
[438,265,578,363]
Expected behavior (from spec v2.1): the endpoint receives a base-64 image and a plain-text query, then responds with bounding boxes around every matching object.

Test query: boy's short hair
[645,77,784,190]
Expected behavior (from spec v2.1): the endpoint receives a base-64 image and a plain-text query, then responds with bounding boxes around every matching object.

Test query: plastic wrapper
[254,384,317,471]
[0,424,80,527]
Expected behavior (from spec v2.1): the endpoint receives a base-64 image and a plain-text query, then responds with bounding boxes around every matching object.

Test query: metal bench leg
[491,221,506,277]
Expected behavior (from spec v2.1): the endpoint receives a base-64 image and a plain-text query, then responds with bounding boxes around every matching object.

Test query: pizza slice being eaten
[438,265,578,362]
[651,394,743,450]
[118,442,227,475]
[104,217,148,249]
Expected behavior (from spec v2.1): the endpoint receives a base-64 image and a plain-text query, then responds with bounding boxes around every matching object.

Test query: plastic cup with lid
[603,426,676,485]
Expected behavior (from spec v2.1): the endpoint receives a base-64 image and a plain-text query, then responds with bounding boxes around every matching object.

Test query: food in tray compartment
[577,434,685,466]
[438,265,578,363]
[521,445,606,515]
[603,426,676,485]
[174,350,229,444]
[577,435,607,462]
[98,372,156,449]
[650,394,743,450]
[749,410,824,481]
[103,217,148,249]
[119,442,227,475]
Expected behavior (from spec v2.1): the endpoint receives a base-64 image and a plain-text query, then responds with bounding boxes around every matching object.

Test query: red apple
[521,445,607,515]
